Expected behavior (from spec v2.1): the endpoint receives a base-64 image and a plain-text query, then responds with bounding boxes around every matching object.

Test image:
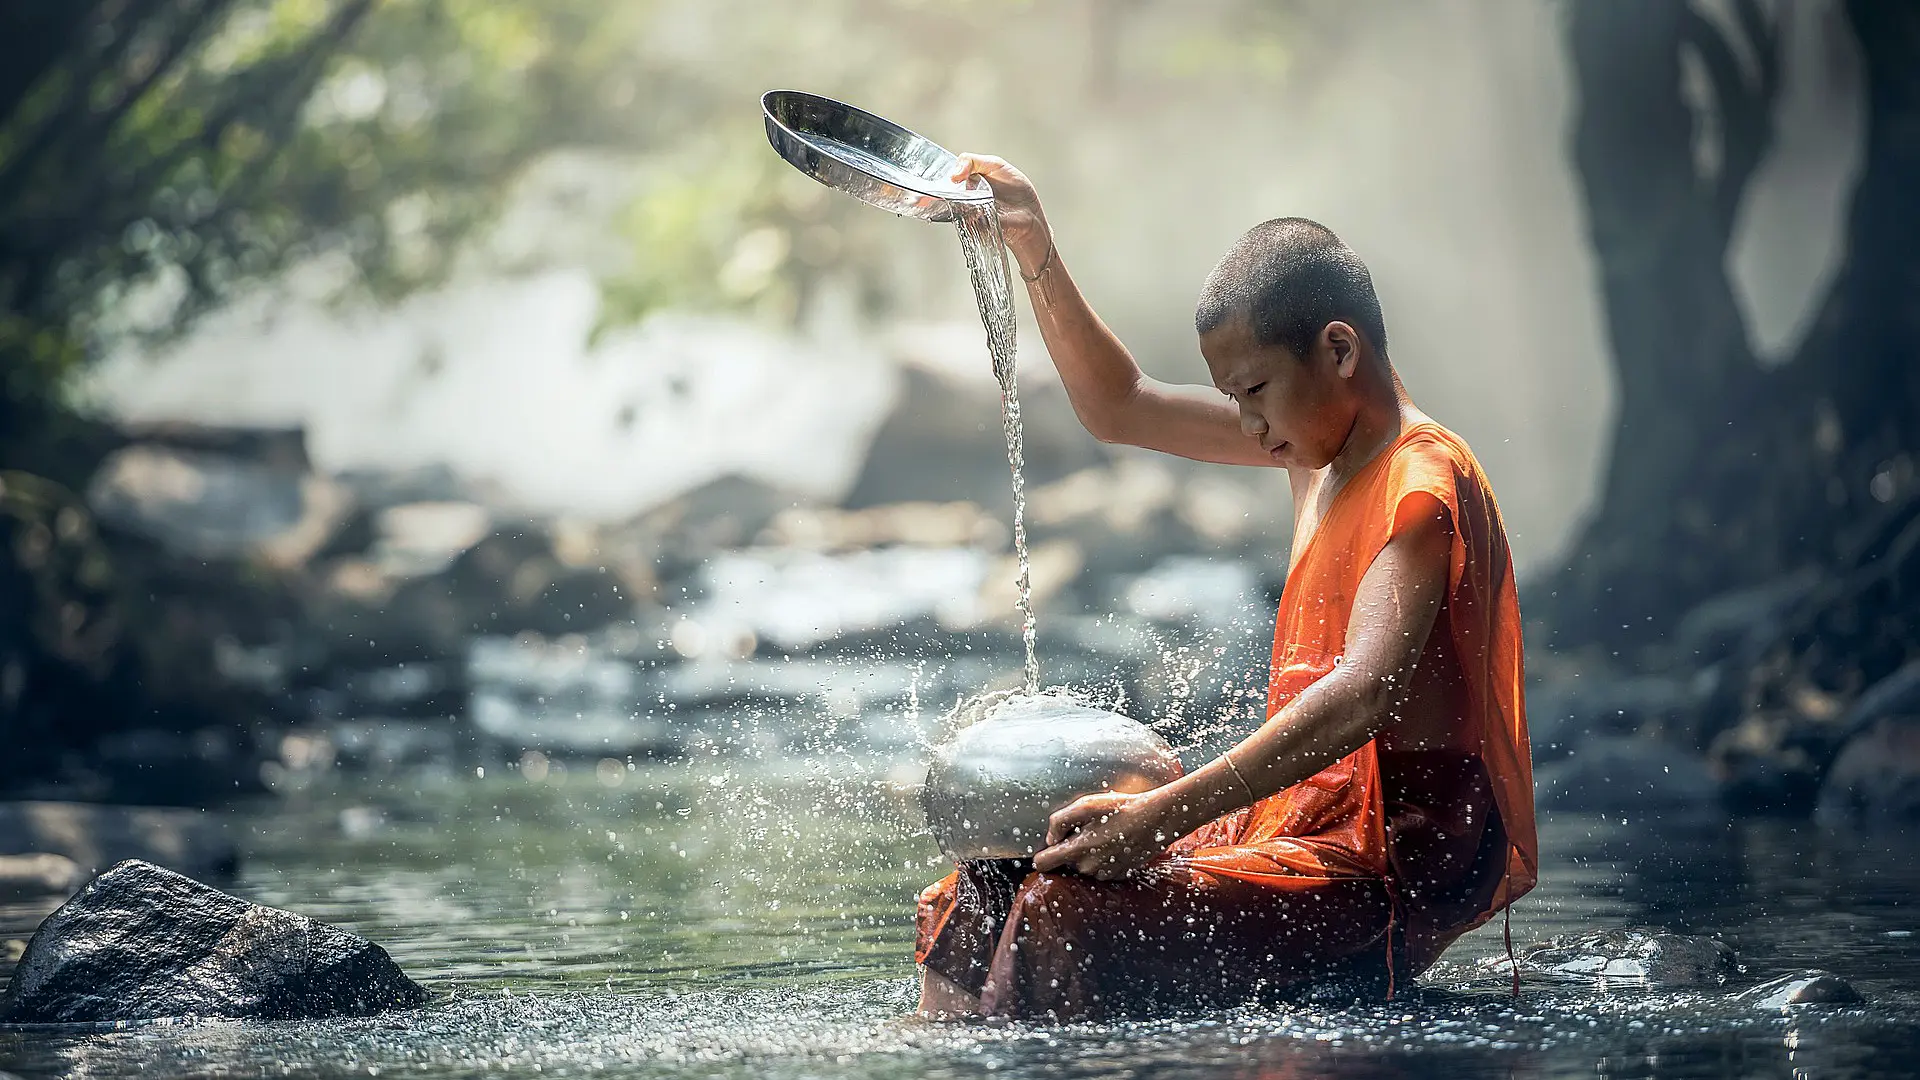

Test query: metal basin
[922,695,1185,861]
[761,89,992,223]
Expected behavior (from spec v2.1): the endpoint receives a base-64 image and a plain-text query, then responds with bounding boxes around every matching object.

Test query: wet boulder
[86,441,351,569]
[1531,737,1721,815]
[1525,673,1701,760]
[0,860,427,1024]
[0,802,238,882]
[1519,928,1740,987]
[0,854,85,900]
[1735,970,1863,1009]
[1815,664,1920,825]
[1671,571,1821,668]
[844,366,1103,513]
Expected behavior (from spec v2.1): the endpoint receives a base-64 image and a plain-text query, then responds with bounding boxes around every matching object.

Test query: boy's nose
[1240,406,1267,439]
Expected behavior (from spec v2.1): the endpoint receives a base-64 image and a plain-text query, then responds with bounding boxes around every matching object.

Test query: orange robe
[915,421,1537,1019]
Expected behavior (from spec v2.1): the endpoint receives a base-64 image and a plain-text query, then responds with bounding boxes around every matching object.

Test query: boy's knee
[1017,870,1086,907]
[1009,871,1109,940]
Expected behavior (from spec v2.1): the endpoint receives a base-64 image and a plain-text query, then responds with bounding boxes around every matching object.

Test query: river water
[1,757,1916,1079]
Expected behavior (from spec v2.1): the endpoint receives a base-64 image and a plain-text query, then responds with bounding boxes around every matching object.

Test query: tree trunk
[1779,0,1920,531]
[1552,0,1918,653]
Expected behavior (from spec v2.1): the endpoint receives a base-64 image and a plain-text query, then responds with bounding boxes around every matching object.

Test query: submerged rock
[0,860,428,1024]
[1519,928,1740,987]
[1735,969,1863,1009]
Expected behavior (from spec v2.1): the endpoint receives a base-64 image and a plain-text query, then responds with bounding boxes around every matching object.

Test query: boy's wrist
[1018,240,1056,283]
[1010,228,1054,276]
[1142,772,1229,840]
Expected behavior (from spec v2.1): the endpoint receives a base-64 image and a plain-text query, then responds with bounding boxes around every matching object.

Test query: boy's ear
[1324,321,1360,378]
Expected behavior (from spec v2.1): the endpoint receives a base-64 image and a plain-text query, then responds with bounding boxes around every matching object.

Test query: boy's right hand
[950,153,1052,272]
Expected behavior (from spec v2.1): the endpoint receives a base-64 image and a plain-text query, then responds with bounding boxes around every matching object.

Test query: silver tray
[761,89,992,223]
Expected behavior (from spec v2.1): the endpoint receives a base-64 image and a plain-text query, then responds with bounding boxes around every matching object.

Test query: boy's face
[1201,313,1361,471]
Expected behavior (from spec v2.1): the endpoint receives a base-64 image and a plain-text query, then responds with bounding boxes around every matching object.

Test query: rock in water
[0,860,428,1024]
[1518,928,1740,987]
[1736,970,1863,1009]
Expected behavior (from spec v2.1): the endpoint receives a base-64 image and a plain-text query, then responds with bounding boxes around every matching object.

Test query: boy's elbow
[1078,384,1146,446]
[1074,404,1128,445]
[1346,668,1407,741]
[1086,415,1130,445]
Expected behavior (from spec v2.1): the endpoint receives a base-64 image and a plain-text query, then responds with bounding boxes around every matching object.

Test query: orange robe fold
[916,421,1537,1019]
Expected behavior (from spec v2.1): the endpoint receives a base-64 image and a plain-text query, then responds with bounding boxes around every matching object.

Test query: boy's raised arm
[952,154,1275,470]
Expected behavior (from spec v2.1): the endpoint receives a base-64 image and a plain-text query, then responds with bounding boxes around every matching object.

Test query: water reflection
[1,763,1915,1079]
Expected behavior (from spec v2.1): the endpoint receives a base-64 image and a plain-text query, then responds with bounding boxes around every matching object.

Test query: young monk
[914,155,1537,1020]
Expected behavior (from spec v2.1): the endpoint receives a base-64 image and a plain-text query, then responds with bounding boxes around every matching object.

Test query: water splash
[953,200,1037,695]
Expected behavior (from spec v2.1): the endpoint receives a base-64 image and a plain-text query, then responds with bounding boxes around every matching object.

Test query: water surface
[1,762,1915,1079]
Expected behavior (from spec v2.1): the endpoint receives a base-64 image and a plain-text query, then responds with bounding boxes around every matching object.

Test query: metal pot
[761,89,993,222]
[921,695,1185,861]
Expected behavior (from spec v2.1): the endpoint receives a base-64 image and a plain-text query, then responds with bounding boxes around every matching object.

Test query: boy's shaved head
[1195,218,1388,359]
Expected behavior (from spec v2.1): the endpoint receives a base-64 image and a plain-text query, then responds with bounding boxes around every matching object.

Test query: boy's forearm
[1144,506,1453,841]
[1143,668,1384,841]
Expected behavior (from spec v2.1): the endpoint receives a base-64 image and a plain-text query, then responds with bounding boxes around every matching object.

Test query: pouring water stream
[953,199,1039,695]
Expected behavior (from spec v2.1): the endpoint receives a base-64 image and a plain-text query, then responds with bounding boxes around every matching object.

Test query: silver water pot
[921,695,1185,862]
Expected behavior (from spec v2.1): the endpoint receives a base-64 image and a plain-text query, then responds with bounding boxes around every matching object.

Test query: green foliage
[596,127,900,332]
[0,0,655,414]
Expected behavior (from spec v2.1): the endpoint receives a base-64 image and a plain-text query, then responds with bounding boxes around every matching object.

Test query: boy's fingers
[1045,803,1080,844]
[1045,797,1107,844]
[1044,811,1079,846]
[1031,836,1077,872]
[1040,821,1108,869]
[949,152,1014,183]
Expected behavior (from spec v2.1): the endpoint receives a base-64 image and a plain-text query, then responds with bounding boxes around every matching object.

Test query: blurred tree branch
[1677,1,1782,242]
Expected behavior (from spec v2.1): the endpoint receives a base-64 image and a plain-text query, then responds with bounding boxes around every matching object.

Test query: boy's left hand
[1032,790,1172,881]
